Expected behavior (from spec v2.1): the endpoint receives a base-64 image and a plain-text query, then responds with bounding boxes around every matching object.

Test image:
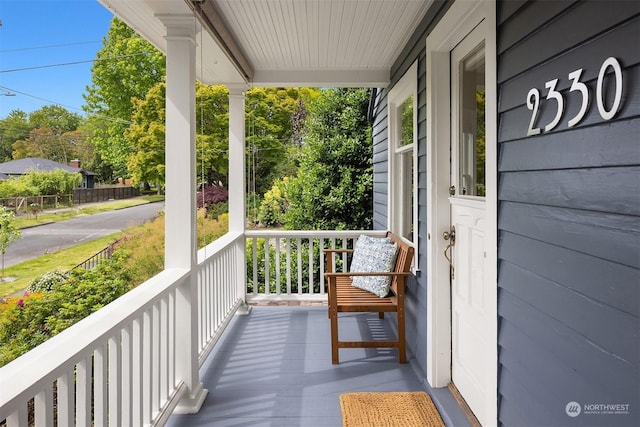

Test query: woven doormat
[340,391,445,427]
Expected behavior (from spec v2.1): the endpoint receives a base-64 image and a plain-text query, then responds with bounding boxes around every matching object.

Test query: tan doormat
[340,391,445,427]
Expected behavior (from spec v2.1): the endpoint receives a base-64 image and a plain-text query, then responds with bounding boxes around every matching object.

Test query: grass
[14,196,164,229]
[0,233,122,298]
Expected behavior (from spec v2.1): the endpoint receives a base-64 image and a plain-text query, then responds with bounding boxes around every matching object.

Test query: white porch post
[159,14,207,412]
[227,85,250,314]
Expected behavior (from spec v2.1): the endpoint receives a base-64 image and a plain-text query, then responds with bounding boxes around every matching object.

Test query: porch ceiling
[97,0,434,88]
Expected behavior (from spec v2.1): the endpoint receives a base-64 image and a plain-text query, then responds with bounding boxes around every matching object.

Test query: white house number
[526,57,623,136]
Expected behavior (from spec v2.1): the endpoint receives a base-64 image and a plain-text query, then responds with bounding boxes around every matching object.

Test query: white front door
[448,22,491,424]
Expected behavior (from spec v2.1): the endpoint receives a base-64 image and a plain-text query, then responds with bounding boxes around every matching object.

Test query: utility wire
[0,53,147,74]
[0,85,132,125]
[0,40,102,53]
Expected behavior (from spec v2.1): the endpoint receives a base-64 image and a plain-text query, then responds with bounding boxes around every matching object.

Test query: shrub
[197,185,228,210]
[258,178,289,227]
[27,270,69,293]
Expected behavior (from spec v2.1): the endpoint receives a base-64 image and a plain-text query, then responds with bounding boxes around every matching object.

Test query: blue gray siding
[371,0,450,379]
[497,1,640,426]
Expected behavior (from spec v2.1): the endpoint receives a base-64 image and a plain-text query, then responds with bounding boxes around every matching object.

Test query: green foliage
[246,87,319,196]
[19,169,82,195]
[0,109,30,162]
[0,255,131,367]
[258,178,289,227]
[0,206,21,258]
[84,17,166,179]
[284,88,373,230]
[27,270,69,293]
[126,82,166,189]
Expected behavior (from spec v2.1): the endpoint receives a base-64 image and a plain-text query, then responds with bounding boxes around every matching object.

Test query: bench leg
[398,308,406,363]
[330,308,339,364]
[378,312,384,319]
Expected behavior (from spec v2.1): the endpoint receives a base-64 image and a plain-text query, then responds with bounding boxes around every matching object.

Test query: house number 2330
[526,57,623,136]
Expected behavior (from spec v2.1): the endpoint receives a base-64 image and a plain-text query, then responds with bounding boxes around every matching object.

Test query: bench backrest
[386,231,415,296]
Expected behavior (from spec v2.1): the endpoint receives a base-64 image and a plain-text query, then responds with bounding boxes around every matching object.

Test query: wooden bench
[324,232,414,364]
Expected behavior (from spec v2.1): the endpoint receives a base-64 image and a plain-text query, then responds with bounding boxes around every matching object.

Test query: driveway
[4,202,164,268]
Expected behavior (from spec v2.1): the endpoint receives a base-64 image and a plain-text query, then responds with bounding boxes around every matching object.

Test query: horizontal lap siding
[371,0,449,377]
[497,1,640,426]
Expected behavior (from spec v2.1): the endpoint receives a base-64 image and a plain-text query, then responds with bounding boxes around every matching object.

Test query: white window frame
[388,61,418,267]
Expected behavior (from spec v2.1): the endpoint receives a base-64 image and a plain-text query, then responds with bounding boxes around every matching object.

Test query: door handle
[443,226,455,280]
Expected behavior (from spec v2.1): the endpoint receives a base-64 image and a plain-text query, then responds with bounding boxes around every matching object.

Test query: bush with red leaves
[197,184,228,210]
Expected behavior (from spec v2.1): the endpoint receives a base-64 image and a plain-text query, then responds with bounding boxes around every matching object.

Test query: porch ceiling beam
[252,69,390,88]
[188,0,254,82]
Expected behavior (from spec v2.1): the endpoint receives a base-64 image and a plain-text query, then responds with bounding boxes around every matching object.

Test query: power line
[0,85,132,126]
[0,53,148,74]
[0,40,102,54]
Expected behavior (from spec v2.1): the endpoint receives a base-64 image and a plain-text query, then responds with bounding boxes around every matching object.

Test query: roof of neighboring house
[0,157,97,176]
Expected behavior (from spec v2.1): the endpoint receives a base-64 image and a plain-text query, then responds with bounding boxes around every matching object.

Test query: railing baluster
[76,355,92,426]
[297,238,302,294]
[121,325,133,427]
[6,403,27,427]
[34,382,53,427]
[286,238,292,295]
[57,367,74,427]
[160,297,169,403]
[142,310,152,425]
[252,237,258,296]
[132,317,143,425]
[168,291,176,391]
[308,238,314,295]
[152,302,160,415]
[275,237,281,295]
[319,238,326,294]
[94,343,108,427]
[264,238,270,295]
[108,335,122,427]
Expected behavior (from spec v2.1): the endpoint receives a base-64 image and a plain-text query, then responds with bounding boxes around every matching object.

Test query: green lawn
[0,234,122,298]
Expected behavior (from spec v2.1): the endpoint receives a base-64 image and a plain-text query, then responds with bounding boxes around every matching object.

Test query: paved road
[5,202,165,268]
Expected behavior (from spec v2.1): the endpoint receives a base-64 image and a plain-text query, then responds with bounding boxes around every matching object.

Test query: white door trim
[425,0,497,424]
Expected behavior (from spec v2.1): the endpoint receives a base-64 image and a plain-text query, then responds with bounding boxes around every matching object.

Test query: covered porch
[0,0,472,426]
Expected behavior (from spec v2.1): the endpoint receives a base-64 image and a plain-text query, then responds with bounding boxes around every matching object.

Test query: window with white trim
[388,62,418,251]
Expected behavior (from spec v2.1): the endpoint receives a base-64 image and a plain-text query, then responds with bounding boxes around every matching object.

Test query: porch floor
[167,306,470,426]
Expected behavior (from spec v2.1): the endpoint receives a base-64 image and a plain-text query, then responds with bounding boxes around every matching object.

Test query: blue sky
[0,0,113,119]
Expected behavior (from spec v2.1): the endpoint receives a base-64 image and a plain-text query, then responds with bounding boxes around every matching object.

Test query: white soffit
[98,0,434,87]
[97,0,246,86]
[214,0,433,87]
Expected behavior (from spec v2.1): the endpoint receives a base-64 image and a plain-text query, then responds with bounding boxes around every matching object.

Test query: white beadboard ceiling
[98,0,434,87]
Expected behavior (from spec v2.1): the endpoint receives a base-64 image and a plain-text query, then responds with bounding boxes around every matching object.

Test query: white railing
[0,232,246,427]
[196,231,246,366]
[245,230,386,303]
[0,229,379,426]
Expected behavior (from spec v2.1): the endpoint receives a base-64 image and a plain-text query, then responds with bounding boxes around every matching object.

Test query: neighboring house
[0,157,96,189]
[1,1,637,426]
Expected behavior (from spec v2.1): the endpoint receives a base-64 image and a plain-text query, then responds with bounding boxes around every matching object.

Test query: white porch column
[227,85,251,314]
[159,14,207,413]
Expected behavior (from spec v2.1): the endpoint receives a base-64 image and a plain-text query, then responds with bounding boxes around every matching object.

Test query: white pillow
[349,235,398,297]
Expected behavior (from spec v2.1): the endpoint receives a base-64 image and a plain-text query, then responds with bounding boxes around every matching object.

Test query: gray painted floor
[167,306,470,426]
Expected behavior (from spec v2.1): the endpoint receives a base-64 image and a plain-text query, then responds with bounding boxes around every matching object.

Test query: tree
[28,105,82,134]
[126,82,166,192]
[84,17,166,180]
[246,87,319,196]
[0,206,21,279]
[284,88,373,230]
[0,110,30,162]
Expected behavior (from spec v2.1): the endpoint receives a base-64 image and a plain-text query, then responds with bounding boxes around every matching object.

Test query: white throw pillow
[349,235,398,297]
